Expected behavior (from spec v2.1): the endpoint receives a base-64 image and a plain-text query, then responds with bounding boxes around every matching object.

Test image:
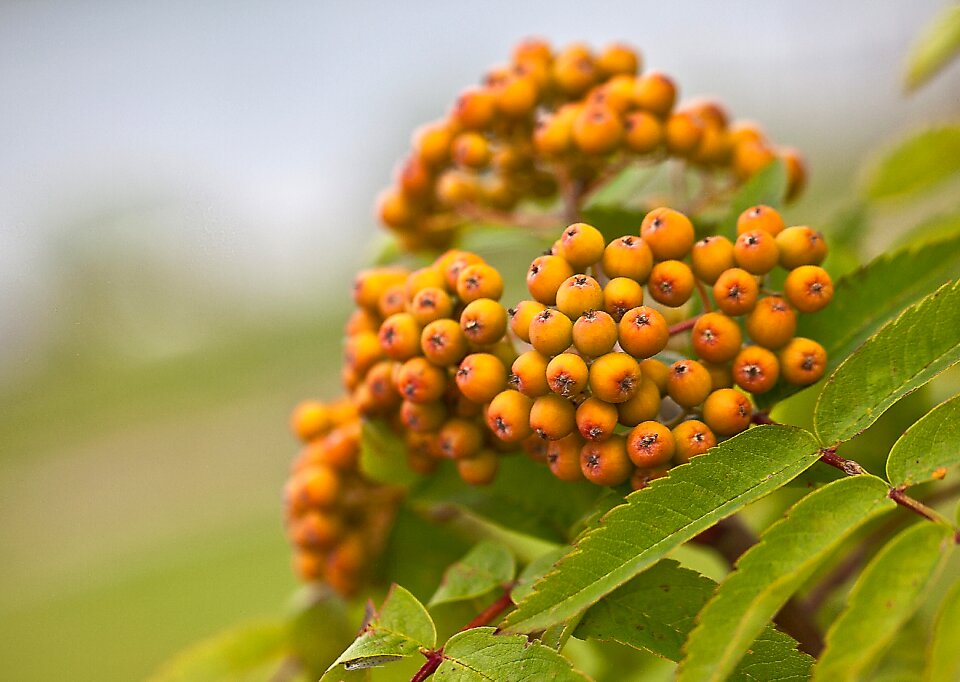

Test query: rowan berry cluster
[377,38,806,250]
[285,397,402,594]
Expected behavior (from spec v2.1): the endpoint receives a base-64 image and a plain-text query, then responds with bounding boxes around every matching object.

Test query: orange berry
[618,306,669,358]
[345,308,381,336]
[413,120,454,167]
[745,296,797,349]
[379,313,422,361]
[527,254,576,305]
[589,352,642,403]
[572,309,618,357]
[378,188,416,229]
[286,465,339,511]
[456,353,507,403]
[737,205,785,237]
[691,236,736,285]
[529,308,574,356]
[522,434,550,462]
[624,111,663,154]
[293,550,325,581]
[452,86,496,130]
[291,510,342,550]
[405,266,445,299]
[396,357,447,403]
[556,274,604,319]
[547,433,586,482]
[435,169,478,207]
[732,345,780,394]
[353,268,408,311]
[486,390,534,443]
[457,263,504,302]
[576,396,620,441]
[508,300,547,343]
[421,318,468,365]
[533,106,578,156]
[712,268,759,316]
[344,331,384,376]
[734,230,780,275]
[733,138,777,180]
[779,337,827,386]
[452,131,491,169]
[704,361,734,390]
[781,147,808,202]
[639,358,669,394]
[546,352,590,397]
[631,466,670,490]
[573,105,624,155]
[692,312,743,364]
[409,287,454,325]
[640,207,695,260]
[616,374,661,426]
[558,222,606,269]
[552,43,597,96]
[378,283,408,318]
[784,265,833,313]
[400,399,447,433]
[664,111,704,156]
[626,421,675,467]
[439,250,485,291]
[632,71,677,117]
[398,155,434,201]
[597,42,640,77]
[776,226,828,269]
[460,298,508,346]
[437,418,484,460]
[666,359,713,407]
[580,435,633,486]
[364,360,401,411]
[510,350,550,397]
[602,235,654,281]
[457,449,499,485]
[673,419,717,463]
[290,400,330,442]
[702,388,752,437]
[494,73,539,117]
[529,394,577,440]
[603,277,645,321]
[648,260,696,307]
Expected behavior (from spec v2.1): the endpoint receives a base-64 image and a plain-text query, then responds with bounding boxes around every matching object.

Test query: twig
[889,487,944,524]
[668,315,701,336]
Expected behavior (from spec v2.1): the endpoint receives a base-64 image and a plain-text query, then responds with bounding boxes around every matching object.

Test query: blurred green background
[1,2,958,680]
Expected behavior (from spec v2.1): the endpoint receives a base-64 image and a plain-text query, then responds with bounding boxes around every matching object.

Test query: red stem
[668,316,701,336]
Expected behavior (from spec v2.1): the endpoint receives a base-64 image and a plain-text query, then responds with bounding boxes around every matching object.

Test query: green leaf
[360,418,423,486]
[905,5,960,91]
[814,523,953,682]
[925,577,960,682]
[677,476,896,682]
[886,393,960,487]
[411,456,605,543]
[894,210,960,249]
[511,547,569,605]
[500,425,821,634]
[874,618,928,682]
[815,280,960,444]
[324,585,436,677]
[429,540,516,607]
[719,158,787,239]
[760,230,960,407]
[434,627,590,681]
[147,619,289,682]
[865,126,960,200]
[581,205,646,243]
[574,559,813,680]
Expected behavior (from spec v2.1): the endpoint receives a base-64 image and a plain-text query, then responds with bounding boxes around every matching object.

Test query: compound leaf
[925,577,960,682]
[434,627,590,681]
[865,125,960,200]
[886,392,960,487]
[500,426,821,634]
[429,540,516,607]
[677,476,895,682]
[813,523,953,682]
[815,280,960,444]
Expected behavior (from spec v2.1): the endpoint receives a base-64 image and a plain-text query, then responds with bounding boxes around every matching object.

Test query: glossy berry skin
[529,394,577,440]
[576,396,620,441]
[290,400,330,442]
[546,352,590,398]
[555,274,604,319]
[734,230,780,275]
[397,357,447,403]
[784,265,834,313]
[624,111,663,154]
[548,433,587,482]
[437,418,484,460]
[527,255,576,305]
[510,350,550,397]
[457,263,504,302]
[666,359,713,408]
[776,226,827,269]
[712,268,759,316]
[529,308,574,356]
[589,352,642,403]
[779,337,827,385]
[692,312,743,363]
[460,298,508,346]
[456,353,507,403]
[664,111,703,156]
[580,435,633,486]
[746,297,797,349]
[691,236,736,285]
[673,419,717,463]
[421,319,468,365]
[508,300,547,343]
[557,223,606,269]
[400,400,447,433]
[648,260,695,307]
[632,71,677,117]
[486,390,534,443]
[602,235,654,281]
[618,306,669,358]
[573,106,624,155]
[616,374,661,426]
[736,205,785,237]
[626,421,675,467]
[572,309,618,358]
[702,388,753,437]
[410,287,454,325]
[640,207,696,261]
[603,277,645,321]
[732,345,780,394]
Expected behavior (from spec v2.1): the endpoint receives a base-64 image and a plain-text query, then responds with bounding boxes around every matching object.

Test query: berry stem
[695,279,714,313]
[668,315,701,336]
[410,651,444,682]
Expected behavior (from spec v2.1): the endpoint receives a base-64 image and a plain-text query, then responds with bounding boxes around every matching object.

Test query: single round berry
[452,86,496,130]
[460,298,508,346]
[547,432,587,482]
[291,510,342,550]
[556,274,604,319]
[527,254,576,305]
[692,312,743,364]
[576,396,620,441]
[702,388,752,436]
[580,435,633,486]
[734,230,780,275]
[776,226,828,269]
[529,308,574,356]
[784,265,833,313]
[691,236,736,285]
[573,105,624,155]
[624,111,663,154]
[648,260,696,307]
[457,449,499,485]
[452,131,492,169]
[530,394,577,440]
[618,306,669,359]
[745,296,797,349]
[673,420,717,463]
[410,287,454,325]
[290,400,330,442]
[589,352,642,403]
[558,223,606,269]
[602,235,654,281]
[378,313,422,361]
[405,266,446,299]
[616,374,662,426]
[400,399,447,433]
[397,357,447,403]
[286,466,339,511]
[632,70,677,117]
[572,309,619,358]
[666,359,713,407]
[439,250,486,291]
[510,350,550,397]
[421,319,468,366]
[486,390,534,443]
[508,300,547,343]
[640,207,696,260]
[779,337,827,386]
[437,418,484,460]
[736,205,785,237]
[457,263,504,302]
[603,277,645,321]
[732,346,780,394]
[626,421,675,467]
[456,353,507,403]
[597,42,640,77]
[664,111,704,156]
[546,352,590,397]
[712,268,759,316]
[639,358,669,394]
[378,283,408,318]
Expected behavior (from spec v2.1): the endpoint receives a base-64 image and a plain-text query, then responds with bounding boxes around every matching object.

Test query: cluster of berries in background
[378,39,806,250]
